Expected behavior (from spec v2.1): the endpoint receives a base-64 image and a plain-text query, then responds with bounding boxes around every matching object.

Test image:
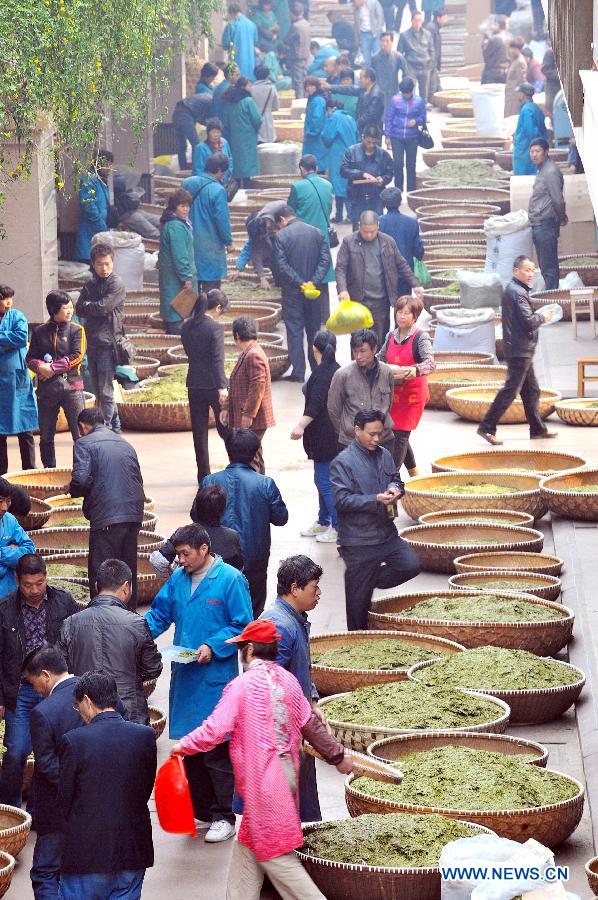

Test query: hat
[380,186,402,208]
[517,82,535,97]
[226,620,281,644]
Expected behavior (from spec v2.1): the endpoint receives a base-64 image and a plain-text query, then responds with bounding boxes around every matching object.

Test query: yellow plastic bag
[326,299,374,335]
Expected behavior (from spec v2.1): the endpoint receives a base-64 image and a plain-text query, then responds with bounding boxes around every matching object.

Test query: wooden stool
[570,289,597,339]
[577,358,598,396]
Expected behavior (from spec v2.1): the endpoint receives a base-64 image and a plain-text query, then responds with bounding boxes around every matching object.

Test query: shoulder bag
[308,179,339,248]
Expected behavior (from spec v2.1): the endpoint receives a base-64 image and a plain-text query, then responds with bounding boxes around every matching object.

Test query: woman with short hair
[158,188,197,335]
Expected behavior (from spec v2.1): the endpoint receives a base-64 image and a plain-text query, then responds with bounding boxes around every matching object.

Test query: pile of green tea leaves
[566,400,598,408]
[563,256,598,266]
[301,813,479,867]
[414,646,581,691]
[400,594,567,623]
[61,516,89,527]
[433,374,492,382]
[126,367,188,404]
[311,638,450,671]
[323,681,502,729]
[567,484,598,493]
[351,746,579,810]
[437,282,461,295]
[47,563,88,579]
[428,246,485,258]
[424,160,507,188]
[50,580,90,604]
[432,482,520,495]
[223,281,281,300]
[468,577,544,590]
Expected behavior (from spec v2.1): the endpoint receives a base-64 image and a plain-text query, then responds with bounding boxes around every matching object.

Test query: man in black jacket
[340,127,394,229]
[477,255,556,445]
[330,409,419,630]
[75,241,126,432]
[398,11,434,103]
[57,672,156,899]
[58,559,162,723]
[0,554,78,807]
[70,407,145,607]
[326,66,385,134]
[272,206,332,382]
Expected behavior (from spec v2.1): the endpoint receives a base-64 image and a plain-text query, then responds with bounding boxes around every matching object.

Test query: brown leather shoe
[476,426,503,445]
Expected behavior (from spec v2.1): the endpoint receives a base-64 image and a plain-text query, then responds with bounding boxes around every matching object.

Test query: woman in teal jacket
[158,188,198,335]
[322,99,360,223]
[192,117,233,187]
[221,78,263,186]
[302,77,328,172]
[0,286,38,474]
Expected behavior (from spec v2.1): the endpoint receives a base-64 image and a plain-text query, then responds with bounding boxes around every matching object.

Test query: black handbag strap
[307,178,329,222]
[259,86,274,116]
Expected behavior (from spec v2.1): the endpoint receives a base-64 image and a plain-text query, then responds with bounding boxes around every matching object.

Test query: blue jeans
[314,461,338,529]
[87,346,121,432]
[0,681,43,807]
[359,31,380,66]
[532,220,560,290]
[31,832,64,900]
[282,294,321,381]
[390,137,419,193]
[59,870,145,900]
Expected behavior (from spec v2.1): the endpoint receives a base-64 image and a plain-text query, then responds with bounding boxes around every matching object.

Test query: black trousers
[245,559,269,617]
[37,385,84,469]
[188,388,229,484]
[392,428,416,472]
[479,356,547,438]
[88,522,141,610]
[184,741,235,825]
[0,432,36,475]
[341,532,420,630]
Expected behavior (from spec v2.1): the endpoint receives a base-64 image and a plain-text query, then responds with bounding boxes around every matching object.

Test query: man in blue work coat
[182,154,233,292]
[73,150,113,263]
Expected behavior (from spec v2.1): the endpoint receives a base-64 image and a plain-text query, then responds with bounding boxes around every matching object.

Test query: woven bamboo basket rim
[162,340,288,367]
[585,856,598,893]
[318,689,511,738]
[399,522,544,550]
[47,506,157,528]
[0,805,32,838]
[405,469,543,499]
[531,287,598,302]
[422,149,497,164]
[433,351,494,364]
[131,333,183,347]
[453,551,564,573]
[423,231,487,243]
[408,187,510,202]
[407,658,586,702]
[296,818,494,875]
[29,526,164,546]
[448,570,561,590]
[432,448,587,475]
[0,850,15,882]
[555,402,598,426]
[4,467,72,487]
[556,398,598,409]
[429,363,507,380]
[540,468,598,495]
[143,678,158,698]
[369,589,573,629]
[310,630,465,678]
[367,730,549,767]
[446,386,561,403]
[44,492,155,510]
[419,509,535,526]
[44,551,158,574]
[344,769,584,819]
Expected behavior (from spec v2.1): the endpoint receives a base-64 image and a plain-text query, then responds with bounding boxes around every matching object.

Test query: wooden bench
[577,358,598,396]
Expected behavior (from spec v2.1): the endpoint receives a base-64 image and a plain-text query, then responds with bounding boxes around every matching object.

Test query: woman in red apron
[379,296,435,476]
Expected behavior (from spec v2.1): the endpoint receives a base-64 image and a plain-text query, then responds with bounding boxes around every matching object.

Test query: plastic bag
[459,270,504,309]
[326,299,373,335]
[154,756,196,835]
[437,306,496,326]
[559,271,585,290]
[414,258,432,287]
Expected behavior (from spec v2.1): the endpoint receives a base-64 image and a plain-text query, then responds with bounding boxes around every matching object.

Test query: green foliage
[0,0,218,207]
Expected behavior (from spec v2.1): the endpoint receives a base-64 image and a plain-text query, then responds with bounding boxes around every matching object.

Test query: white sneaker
[300,522,329,537]
[194,819,211,831]
[204,820,236,843]
[316,528,338,543]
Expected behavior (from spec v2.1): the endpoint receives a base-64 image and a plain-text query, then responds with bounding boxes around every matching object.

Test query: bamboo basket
[367,731,548,768]
[419,509,535,527]
[433,351,494,366]
[0,851,15,899]
[445,386,561,424]
[4,467,72,499]
[123,300,160,326]
[0,806,32,857]
[399,523,544,574]
[530,287,598,321]
[44,553,167,605]
[407,187,510,215]
[344,772,584,849]
[310,630,465,696]
[401,471,546,522]
[432,89,471,111]
[453,551,564,577]
[422,230,487,246]
[422,289,461,311]
[28,527,165,557]
[558,254,598,285]
[427,365,507,410]
[555,399,598,426]
[408,659,585,725]
[117,389,192,431]
[419,216,488,233]
[296,818,495,900]
[431,448,586,475]
[540,468,598,521]
[14,497,53,531]
[422,148,496,164]
[148,706,167,739]
[426,245,487,261]
[45,493,156,512]
[416,203,500,219]
[48,505,157,532]
[447,101,474,117]
[143,678,158,699]
[441,137,510,150]
[164,341,289,379]
[368,590,573,655]
[133,357,161,380]
[586,857,598,895]
[448,570,561,602]
[130,334,183,365]
[318,690,510,752]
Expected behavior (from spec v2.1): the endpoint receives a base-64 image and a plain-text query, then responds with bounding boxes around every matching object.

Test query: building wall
[547,0,593,126]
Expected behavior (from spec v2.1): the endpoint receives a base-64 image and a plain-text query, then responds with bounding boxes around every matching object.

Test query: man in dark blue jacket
[69,407,144,609]
[57,672,156,900]
[379,186,425,296]
[330,408,420,630]
[203,429,288,616]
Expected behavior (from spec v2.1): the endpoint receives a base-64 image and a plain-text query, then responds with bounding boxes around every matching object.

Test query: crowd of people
[0,0,576,895]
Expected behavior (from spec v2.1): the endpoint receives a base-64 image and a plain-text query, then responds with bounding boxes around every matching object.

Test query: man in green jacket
[287,155,334,323]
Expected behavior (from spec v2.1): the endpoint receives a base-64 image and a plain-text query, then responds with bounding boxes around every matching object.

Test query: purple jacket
[384,93,426,140]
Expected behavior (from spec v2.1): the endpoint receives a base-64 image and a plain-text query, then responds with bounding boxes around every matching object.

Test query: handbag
[417,125,434,149]
[113,333,136,366]
[308,179,338,247]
